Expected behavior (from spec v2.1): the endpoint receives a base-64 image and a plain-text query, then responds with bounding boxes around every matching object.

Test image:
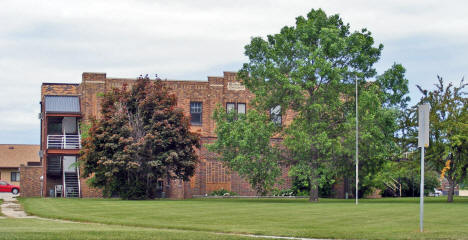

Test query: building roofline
[42,83,80,86]
[0,144,40,146]
[106,77,209,83]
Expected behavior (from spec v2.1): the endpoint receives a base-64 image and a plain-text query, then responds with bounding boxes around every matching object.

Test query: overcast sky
[1,0,467,144]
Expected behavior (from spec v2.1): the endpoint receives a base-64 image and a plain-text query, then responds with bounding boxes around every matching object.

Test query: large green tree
[80,76,200,199]
[417,76,467,202]
[238,9,408,201]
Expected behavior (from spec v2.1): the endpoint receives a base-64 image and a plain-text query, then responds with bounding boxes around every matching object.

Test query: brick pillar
[81,72,107,121]
[20,165,43,197]
[167,179,185,199]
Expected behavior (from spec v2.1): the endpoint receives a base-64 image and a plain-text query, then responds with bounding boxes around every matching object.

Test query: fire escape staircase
[64,171,80,198]
[47,157,62,176]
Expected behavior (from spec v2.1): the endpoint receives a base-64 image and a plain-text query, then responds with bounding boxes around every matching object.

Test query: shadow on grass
[188,196,468,205]
[20,195,468,206]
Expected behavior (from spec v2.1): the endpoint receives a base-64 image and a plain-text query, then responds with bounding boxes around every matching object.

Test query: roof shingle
[0,145,40,168]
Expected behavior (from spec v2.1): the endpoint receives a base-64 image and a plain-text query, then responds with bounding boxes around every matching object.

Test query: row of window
[189,102,282,125]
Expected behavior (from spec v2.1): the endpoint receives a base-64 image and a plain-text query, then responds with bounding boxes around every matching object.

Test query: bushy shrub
[210,188,238,196]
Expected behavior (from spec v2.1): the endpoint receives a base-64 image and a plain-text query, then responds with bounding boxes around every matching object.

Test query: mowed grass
[0,218,261,240]
[20,197,468,239]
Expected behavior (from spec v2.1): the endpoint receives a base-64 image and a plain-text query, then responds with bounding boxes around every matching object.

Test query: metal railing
[47,135,81,149]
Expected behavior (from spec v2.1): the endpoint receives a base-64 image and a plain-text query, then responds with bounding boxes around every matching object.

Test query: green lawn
[0,218,261,240]
[19,197,468,239]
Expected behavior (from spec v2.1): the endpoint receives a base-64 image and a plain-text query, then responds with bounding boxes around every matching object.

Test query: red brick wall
[40,71,293,199]
[166,179,185,199]
[20,165,42,197]
[80,175,103,198]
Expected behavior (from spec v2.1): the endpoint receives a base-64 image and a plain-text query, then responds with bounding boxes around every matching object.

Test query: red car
[0,180,20,194]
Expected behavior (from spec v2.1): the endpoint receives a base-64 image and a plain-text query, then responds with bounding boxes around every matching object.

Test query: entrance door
[62,117,78,149]
[63,156,76,173]
[62,117,77,134]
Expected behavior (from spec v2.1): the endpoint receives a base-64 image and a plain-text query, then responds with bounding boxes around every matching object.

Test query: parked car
[0,180,20,194]
[429,188,443,197]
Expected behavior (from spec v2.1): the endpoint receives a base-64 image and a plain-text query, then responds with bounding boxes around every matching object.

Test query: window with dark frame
[11,172,20,182]
[190,102,202,125]
[237,103,246,114]
[270,105,282,125]
[226,103,235,113]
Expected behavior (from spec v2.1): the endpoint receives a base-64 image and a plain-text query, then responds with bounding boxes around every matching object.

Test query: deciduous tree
[80,76,200,199]
[417,76,467,202]
[238,9,409,201]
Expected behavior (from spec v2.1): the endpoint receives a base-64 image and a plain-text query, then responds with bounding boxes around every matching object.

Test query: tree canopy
[233,8,409,201]
[417,76,467,202]
[80,76,200,199]
[208,108,282,195]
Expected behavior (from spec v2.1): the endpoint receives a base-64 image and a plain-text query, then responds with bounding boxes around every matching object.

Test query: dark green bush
[210,188,238,196]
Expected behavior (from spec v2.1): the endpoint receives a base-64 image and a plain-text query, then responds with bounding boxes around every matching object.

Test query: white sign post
[418,103,430,233]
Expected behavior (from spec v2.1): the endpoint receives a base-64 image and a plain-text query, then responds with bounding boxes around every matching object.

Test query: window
[226,103,235,113]
[11,172,20,182]
[226,102,246,114]
[190,102,202,125]
[0,181,6,186]
[237,103,246,114]
[270,105,282,125]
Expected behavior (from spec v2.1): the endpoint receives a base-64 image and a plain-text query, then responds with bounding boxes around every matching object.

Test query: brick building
[0,145,41,193]
[23,71,292,198]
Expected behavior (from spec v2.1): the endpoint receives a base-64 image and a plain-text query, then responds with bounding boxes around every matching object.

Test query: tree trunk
[309,163,319,202]
[309,181,319,202]
[447,178,455,203]
[309,145,319,202]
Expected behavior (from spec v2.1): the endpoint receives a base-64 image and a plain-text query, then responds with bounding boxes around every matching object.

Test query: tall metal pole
[418,103,429,233]
[355,79,359,205]
[420,146,425,232]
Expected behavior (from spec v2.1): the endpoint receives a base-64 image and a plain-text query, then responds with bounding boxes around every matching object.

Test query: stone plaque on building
[227,82,245,91]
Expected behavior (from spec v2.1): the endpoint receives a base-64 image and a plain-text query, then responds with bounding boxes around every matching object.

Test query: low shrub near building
[209,189,238,196]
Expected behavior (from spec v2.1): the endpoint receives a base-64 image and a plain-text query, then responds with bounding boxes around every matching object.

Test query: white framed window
[226,102,246,115]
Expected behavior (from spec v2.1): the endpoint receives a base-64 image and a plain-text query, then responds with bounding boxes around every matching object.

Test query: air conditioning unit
[38,150,44,158]
[38,113,43,120]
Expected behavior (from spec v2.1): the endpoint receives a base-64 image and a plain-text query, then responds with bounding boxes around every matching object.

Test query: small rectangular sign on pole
[418,104,430,148]
[418,103,430,233]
